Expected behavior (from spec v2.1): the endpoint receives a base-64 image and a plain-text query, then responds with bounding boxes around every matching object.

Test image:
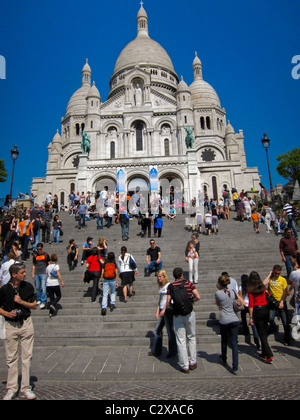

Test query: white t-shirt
[205,213,212,224]
[290,268,300,295]
[46,264,60,287]
[159,283,170,310]
[0,259,17,287]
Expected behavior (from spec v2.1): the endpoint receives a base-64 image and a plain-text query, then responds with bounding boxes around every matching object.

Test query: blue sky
[0,0,299,200]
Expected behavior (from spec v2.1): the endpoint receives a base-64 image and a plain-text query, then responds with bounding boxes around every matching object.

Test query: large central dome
[114,37,175,74]
[113,4,175,75]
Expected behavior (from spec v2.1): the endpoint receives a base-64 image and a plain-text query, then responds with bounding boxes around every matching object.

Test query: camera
[14,309,22,317]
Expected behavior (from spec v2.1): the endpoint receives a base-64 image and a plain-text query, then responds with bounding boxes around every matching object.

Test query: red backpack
[104,262,116,279]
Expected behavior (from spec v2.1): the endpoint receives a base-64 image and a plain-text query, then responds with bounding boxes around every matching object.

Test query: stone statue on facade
[134,84,143,106]
[184,125,194,149]
[81,131,91,156]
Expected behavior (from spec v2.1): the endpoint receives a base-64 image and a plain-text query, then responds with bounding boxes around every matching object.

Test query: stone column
[186,148,201,204]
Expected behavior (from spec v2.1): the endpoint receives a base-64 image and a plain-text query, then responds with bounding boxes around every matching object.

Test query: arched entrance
[159,174,184,214]
[127,177,149,192]
[95,177,116,198]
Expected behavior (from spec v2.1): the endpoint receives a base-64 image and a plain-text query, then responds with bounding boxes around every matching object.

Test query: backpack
[104,262,116,279]
[170,280,193,316]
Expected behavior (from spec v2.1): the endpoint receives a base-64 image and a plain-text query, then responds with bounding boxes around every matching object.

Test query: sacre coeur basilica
[31,2,260,207]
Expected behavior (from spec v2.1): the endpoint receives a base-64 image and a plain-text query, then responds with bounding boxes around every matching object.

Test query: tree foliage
[276,147,300,183]
[0,159,8,183]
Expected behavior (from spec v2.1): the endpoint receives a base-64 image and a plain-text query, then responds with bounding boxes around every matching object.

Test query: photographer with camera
[0,263,37,400]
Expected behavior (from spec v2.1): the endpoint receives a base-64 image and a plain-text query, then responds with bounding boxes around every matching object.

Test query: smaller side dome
[177,76,190,92]
[87,81,101,100]
[225,120,235,135]
[52,129,62,143]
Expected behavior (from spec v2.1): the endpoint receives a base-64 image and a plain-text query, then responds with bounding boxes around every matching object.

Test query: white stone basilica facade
[32,3,260,206]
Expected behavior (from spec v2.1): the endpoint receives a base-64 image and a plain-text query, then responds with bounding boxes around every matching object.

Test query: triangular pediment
[124,66,151,85]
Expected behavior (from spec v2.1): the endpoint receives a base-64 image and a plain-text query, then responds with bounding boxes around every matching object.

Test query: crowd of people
[0,187,299,399]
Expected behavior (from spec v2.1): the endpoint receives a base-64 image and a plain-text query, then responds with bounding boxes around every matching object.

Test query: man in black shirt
[0,263,37,400]
[145,239,162,276]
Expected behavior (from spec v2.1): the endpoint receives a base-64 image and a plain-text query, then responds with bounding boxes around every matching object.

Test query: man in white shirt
[106,206,115,228]
[0,253,17,287]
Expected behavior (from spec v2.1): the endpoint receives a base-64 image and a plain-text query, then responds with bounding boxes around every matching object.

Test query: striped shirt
[167,279,196,300]
[283,203,294,217]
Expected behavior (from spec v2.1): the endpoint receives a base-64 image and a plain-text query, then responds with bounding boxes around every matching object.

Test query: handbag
[233,298,244,312]
[50,265,58,278]
[129,255,137,270]
[233,291,244,312]
[83,270,91,283]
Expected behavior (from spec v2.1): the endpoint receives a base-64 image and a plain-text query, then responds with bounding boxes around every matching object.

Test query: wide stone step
[24,210,290,347]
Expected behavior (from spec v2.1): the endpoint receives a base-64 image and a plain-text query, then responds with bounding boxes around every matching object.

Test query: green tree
[0,159,8,183]
[276,147,300,183]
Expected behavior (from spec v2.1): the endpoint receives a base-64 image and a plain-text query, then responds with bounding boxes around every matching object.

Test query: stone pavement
[0,339,300,400]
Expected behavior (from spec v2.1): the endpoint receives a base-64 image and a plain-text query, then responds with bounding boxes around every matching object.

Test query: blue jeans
[53,229,60,244]
[102,279,116,309]
[269,302,291,344]
[284,255,293,278]
[146,260,162,273]
[34,274,47,304]
[219,321,240,371]
[121,220,129,239]
[97,216,103,229]
[78,214,86,228]
[32,231,40,250]
[288,215,298,239]
[151,307,177,356]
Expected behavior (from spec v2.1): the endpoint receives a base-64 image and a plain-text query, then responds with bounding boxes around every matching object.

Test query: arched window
[206,116,211,130]
[164,139,170,156]
[70,183,75,194]
[135,122,143,151]
[75,123,80,135]
[200,117,205,130]
[212,176,218,200]
[110,141,115,159]
[60,192,65,206]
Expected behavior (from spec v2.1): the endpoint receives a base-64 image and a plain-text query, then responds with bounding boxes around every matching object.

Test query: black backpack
[170,280,193,316]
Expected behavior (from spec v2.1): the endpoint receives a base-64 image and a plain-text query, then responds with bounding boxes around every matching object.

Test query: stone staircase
[28,209,282,347]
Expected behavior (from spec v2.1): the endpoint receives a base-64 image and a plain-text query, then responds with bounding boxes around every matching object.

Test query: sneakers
[3,390,36,400]
[20,390,36,400]
[3,391,17,400]
[264,357,274,364]
[39,303,46,309]
[49,305,57,318]
[189,363,197,370]
[101,308,106,316]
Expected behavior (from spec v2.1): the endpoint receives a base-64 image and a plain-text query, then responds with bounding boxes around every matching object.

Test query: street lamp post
[9,144,19,204]
[261,132,274,199]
